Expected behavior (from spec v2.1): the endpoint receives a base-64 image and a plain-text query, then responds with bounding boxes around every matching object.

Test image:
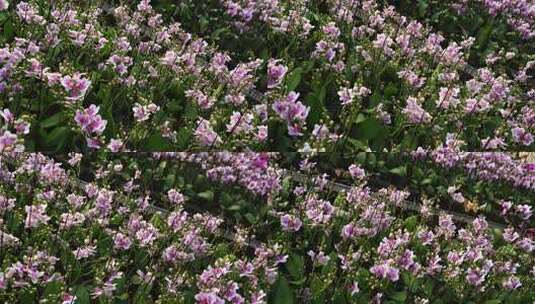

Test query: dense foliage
[0,152,534,303]
[0,0,533,152]
[0,0,534,303]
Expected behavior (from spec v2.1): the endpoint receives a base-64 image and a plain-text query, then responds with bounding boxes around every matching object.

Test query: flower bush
[0,0,532,151]
[0,0,534,303]
[0,152,533,303]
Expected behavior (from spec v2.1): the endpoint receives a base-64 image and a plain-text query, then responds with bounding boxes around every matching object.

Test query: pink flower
[74,104,107,135]
[135,225,159,247]
[267,59,287,89]
[512,127,533,146]
[24,204,50,228]
[226,112,253,134]
[370,262,399,282]
[272,91,309,137]
[113,232,132,250]
[167,189,184,205]
[338,86,356,105]
[280,214,302,232]
[466,268,486,286]
[0,108,14,123]
[0,130,17,152]
[61,294,77,304]
[503,276,522,290]
[349,282,360,296]
[186,90,215,110]
[0,0,8,11]
[195,292,224,304]
[107,138,123,152]
[403,97,431,124]
[132,103,159,122]
[348,164,365,179]
[195,119,221,146]
[61,73,91,101]
[256,125,268,141]
[437,87,460,109]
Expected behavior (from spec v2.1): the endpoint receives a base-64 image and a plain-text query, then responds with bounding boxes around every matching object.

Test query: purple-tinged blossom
[74,104,107,135]
[280,214,302,232]
[25,204,50,228]
[272,91,309,137]
[60,73,91,101]
[267,59,287,89]
[403,97,431,124]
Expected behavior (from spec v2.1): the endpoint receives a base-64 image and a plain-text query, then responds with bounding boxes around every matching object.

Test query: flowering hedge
[0,152,533,303]
[0,0,534,303]
[0,0,533,152]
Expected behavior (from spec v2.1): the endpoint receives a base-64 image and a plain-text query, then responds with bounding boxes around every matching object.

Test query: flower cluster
[0,0,530,151]
[0,152,533,302]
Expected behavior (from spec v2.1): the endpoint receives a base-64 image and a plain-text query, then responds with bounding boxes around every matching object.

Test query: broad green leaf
[286,254,305,281]
[198,190,214,202]
[358,118,381,140]
[19,290,35,304]
[305,94,322,126]
[403,216,418,232]
[47,126,70,150]
[44,281,62,297]
[74,286,90,304]
[391,291,407,303]
[333,289,347,304]
[389,166,407,177]
[272,277,294,304]
[40,112,64,128]
[3,18,14,42]
[370,91,382,107]
[287,68,302,91]
[176,128,193,149]
[145,133,172,150]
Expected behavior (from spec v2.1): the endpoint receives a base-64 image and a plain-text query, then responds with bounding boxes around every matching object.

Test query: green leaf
[145,133,172,150]
[19,290,35,304]
[423,279,435,297]
[176,128,193,149]
[305,94,322,126]
[74,286,90,304]
[310,277,331,298]
[477,21,494,50]
[47,126,70,150]
[227,204,242,211]
[389,166,407,177]
[418,0,429,18]
[402,273,417,292]
[289,278,306,286]
[183,103,198,120]
[3,18,14,42]
[40,112,64,128]
[355,113,367,124]
[333,289,347,304]
[44,281,62,297]
[244,212,257,224]
[167,99,183,113]
[403,216,418,232]
[384,83,398,100]
[286,254,305,281]
[358,118,381,140]
[272,277,294,304]
[370,91,382,107]
[317,84,327,104]
[391,291,407,303]
[287,68,302,91]
[198,190,214,202]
